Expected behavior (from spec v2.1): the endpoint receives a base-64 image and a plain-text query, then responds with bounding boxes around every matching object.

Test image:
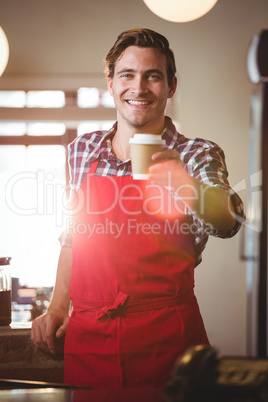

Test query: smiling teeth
[128,100,150,105]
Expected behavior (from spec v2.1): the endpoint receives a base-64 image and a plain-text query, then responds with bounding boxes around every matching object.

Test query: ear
[107,77,114,97]
[168,76,177,99]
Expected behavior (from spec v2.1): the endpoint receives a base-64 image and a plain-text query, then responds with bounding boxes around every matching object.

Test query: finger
[148,162,163,173]
[148,174,169,188]
[43,317,58,354]
[151,151,164,161]
[152,149,180,162]
[30,322,38,344]
[31,319,44,345]
[44,333,56,354]
[149,161,183,188]
[31,321,50,353]
[56,317,69,338]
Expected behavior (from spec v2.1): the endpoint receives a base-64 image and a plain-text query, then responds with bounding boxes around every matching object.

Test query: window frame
[0,75,118,193]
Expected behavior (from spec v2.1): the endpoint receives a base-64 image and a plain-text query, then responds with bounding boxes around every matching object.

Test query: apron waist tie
[72,290,195,320]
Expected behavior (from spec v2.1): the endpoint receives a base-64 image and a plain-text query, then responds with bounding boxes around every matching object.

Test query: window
[0,86,116,289]
[0,122,27,136]
[77,87,99,108]
[26,91,65,108]
[0,91,26,107]
[0,90,65,108]
[77,120,115,136]
[0,145,66,286]
[77,87,115,108]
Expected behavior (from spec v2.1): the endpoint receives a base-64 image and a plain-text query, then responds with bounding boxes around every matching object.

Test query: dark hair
[104,28,176,86]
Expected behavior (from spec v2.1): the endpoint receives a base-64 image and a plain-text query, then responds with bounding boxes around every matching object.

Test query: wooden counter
[0,324,64,383]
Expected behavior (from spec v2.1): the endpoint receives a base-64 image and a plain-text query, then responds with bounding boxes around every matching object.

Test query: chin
[129,117,152,128]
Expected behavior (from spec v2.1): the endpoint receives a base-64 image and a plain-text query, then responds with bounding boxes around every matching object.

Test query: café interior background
[0,0,267,356]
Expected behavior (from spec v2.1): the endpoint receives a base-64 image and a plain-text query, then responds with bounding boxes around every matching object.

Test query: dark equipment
[163,345,268,402]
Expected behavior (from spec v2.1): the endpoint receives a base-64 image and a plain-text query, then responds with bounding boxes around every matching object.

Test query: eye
[148,73,162,81]
[120,73,133,79]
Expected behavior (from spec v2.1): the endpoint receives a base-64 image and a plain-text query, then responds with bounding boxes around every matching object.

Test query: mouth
[126,100,152,106]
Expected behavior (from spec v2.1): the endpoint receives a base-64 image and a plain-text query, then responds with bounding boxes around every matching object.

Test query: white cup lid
[129,133,165,145]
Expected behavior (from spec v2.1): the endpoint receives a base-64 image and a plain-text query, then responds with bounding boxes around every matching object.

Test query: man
[31,28,245,388]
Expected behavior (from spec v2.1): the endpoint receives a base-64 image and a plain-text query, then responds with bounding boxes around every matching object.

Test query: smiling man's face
[108,46,177,133]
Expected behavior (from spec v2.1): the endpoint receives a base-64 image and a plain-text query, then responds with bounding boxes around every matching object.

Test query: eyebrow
[116,68,165,77]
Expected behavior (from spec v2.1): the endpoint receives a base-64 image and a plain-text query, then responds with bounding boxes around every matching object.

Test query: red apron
[64,161,209,388]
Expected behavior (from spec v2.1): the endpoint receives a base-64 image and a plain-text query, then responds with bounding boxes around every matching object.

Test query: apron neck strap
[89,160,99,174]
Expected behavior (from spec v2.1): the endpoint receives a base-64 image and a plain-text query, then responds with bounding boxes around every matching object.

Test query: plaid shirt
[62,117,245,266]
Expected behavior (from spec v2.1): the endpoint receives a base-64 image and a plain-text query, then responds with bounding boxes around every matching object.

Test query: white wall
[1,0,268,356]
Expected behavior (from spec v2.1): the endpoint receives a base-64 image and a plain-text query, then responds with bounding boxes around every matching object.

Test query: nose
[131,76,148,96]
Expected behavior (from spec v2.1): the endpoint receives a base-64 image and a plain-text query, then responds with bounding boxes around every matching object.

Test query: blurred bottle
[0,257,12,326]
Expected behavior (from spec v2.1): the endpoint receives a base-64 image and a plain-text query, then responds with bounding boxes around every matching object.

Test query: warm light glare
[143,0,218,22]
[0,26,9,76]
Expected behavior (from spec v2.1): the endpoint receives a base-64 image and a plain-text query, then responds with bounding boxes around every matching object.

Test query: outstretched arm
[149,150,237,231]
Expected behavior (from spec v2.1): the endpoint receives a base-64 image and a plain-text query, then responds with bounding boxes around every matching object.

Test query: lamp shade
[143,0,218,22]
[0,26,9,76]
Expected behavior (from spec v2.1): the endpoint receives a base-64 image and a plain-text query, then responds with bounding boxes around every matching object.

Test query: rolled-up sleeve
[58,230,73,247]
[180,138,246,239]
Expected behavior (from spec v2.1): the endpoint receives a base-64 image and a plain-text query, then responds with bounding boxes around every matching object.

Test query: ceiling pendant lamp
[0,26,9,76]
[143,0,218,23]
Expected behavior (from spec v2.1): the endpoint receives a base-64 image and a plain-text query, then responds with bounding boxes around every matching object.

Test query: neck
[112,133,131,161]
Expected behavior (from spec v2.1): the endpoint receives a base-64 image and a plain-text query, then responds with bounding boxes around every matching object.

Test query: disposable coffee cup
[129,134,165,180]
